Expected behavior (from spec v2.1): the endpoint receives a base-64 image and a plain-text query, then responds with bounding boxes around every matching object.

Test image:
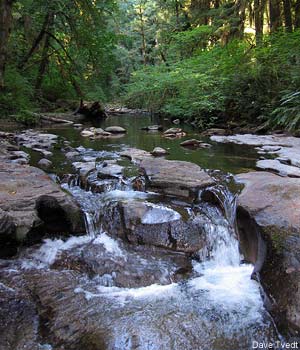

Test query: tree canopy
[1,0,300,130]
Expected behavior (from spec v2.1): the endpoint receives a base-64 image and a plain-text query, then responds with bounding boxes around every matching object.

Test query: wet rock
[37,158,53,171]
[80,129,94,138]
[72,161,96,185]
[164,127,182,134]
[141,125,163,131]
[180,139,211,148]
[151,147,169,157]
[74,123,83,128]
[0,281,40,350]
[256,159,300,177]
[15,131,58,150]
[235,171,300,335]
[101,200,205,253]
[173,119,180,124]
[202,128,228,136]
[65,151,80,159]
[139,157,215,199]
[32,148,53,158]
[0,259,278,350]
[0,162,85,255]
[163,128,186,138]
[105,126,126,134]
[97,161,124,180]
[52,236,193,287]
[120,148,152,162]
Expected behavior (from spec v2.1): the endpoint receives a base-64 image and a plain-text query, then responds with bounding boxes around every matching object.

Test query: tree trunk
[295,0,300,28]
[19,12,51,70]
[0,0,14,90]
[282,0,292,31]
[254,0,266,44]
[190,0,211,25]
[35,12,54,92]
[269,0,282,32]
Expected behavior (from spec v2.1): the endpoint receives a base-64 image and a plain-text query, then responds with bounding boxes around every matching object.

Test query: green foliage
[0,67,34,116]
[271,91,300,131]
[124,30,300,130]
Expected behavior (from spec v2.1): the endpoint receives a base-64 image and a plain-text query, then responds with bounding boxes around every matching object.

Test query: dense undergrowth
[124,31,300,131]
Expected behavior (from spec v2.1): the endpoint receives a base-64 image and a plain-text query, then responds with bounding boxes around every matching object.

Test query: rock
[235,171,300,335]
[97,162,124,179]
[163,127,186,138]
[141,125,163,131]
[9,151,29,160]
[80,130,94,138]
[65,151,80,159]
[202,128,228,136]
[52,236,193,288]
[120,148,152,162]
[104,126,126,134]
[151,147,169,156]
[256,159,300,177]
[180,139,212,148]
[101,200,205,253]
[139,157,215,199]
[32,148,53,157]
[15,131,58,150]
[0,162,85,255]
[74,123,83,128]
[37,158,53,171]
[164,127,182,135]
[173,119,180,124]
[72,161,96,183]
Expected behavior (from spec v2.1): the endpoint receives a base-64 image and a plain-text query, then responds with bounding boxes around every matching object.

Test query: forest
[1,0,300,130]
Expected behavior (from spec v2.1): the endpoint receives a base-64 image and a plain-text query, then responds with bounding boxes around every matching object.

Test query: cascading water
[12,151,280,350]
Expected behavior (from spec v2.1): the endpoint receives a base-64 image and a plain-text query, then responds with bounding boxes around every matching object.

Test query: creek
[1,114,283,349]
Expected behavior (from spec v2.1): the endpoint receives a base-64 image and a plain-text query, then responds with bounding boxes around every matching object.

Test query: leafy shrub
[270,91,300,131]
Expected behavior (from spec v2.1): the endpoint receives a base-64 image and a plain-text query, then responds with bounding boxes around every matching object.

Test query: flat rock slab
[256,159,300,177]
[211,134,300,176]
[0,162,85,249]
[139,158,214,199]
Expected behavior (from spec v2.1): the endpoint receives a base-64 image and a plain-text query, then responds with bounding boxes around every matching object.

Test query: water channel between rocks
[2,114,283,349]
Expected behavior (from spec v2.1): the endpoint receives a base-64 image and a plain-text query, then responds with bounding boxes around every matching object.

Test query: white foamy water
[93,232,125,257]
[75,282,176,302]
[21,232,125,269]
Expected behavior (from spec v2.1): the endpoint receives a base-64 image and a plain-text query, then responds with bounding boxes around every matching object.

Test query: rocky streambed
[0,116,300,349]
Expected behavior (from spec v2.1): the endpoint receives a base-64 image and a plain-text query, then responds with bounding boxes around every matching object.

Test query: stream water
[2,114,282,349]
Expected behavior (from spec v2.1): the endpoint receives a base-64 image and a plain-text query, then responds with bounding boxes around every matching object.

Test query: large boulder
[100,200,207,253]
[0,162,85,256]
[139,157,214,200]
[235,171,300,335]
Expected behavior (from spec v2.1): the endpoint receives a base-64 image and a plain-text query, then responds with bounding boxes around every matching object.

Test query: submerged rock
[141,125,163,131]
[236,171,300,335]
